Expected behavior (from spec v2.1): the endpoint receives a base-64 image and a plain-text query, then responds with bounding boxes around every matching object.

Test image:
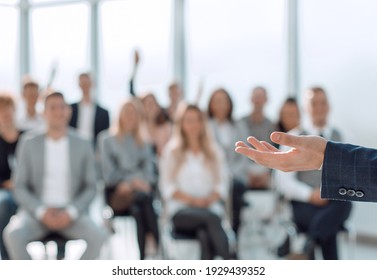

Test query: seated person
[159,103,231,260]
[237,86,275,190]
[98,98,159,260]
[3,92,108,260]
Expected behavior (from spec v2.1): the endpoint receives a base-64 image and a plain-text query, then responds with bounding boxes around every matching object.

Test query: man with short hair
[69,73,109,146]
[231,87,276,235]
[16,78,45,132]
[238,86,275,189]
[4,92,108,260]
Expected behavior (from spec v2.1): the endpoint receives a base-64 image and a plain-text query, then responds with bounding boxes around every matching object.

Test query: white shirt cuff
[66,206,79,220]
[296,186,313,202]
[35,206,47,220]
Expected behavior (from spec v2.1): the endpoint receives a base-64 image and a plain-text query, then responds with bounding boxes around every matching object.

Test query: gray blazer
[13,129,97,218]
[98,131,156,188]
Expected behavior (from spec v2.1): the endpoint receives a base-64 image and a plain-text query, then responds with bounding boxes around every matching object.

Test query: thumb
[270,132,303,148]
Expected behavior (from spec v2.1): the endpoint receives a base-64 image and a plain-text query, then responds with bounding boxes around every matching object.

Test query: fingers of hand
[235,142,254,156]
[271,132,300,148]
[235,141,248,148]
[260,141,280,152]
[234,146,265,166]
[270,132,283,144]
[247,136,270,151]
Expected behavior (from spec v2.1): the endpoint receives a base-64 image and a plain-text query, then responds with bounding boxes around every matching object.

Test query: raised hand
[134,49,140,66]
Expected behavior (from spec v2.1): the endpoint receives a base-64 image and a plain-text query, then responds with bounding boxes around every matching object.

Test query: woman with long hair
[276,97,301,133]
[98,98,159,260]
[140,92,172,157]
[159,103,230,260]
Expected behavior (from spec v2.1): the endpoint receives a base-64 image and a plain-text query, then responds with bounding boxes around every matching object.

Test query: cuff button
[338,188,347,196]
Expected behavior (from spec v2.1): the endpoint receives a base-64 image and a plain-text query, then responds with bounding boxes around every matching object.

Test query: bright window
[300,0,377,147]
[30,3,90,103]
[99,0,172,117]
[0,7,19,93]
[186,0,286,120]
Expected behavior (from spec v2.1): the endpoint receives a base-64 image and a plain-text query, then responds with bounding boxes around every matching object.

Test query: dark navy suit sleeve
[321,141,377,202]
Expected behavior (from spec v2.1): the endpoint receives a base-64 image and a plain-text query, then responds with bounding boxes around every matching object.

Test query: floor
[4,191,377,260]
[23,214,377,260]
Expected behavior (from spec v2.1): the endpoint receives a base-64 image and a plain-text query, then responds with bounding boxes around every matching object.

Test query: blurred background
[1,0,377,257]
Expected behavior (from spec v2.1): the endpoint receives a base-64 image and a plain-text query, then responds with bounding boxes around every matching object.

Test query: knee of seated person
[202,211,221,223]
[330,200,353,212]
[134,191,152,202]
[129,204,142,216]
[0,199,15,216]
[196,228,208,240]
[3,223,23,247]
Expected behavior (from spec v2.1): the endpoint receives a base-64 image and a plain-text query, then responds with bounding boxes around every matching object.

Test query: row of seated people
[0,91,231,260]
[0,73,352,260]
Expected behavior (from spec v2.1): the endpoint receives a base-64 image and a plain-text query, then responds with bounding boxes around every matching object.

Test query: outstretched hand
[235,132,328,172]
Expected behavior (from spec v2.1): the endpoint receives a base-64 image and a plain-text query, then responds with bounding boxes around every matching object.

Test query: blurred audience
[159,103,231,260]
[98,98,159,260]
[4,92,108,260]
[0,93,24,260]
[1,54,356,260]
[274,87,352,260]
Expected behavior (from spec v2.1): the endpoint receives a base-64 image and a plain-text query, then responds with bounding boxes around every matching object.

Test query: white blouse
[159,143,229,218]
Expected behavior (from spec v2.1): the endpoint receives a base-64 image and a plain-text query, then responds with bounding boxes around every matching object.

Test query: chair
[160,176,237,260]
[161,218,236,260]
[237,188,281,259]
[29,232,81,260]
[101,204,140,260]
[161,223,200,260]
[40,232,68,260]
[160,193,237,260]
[102,184,162,260]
